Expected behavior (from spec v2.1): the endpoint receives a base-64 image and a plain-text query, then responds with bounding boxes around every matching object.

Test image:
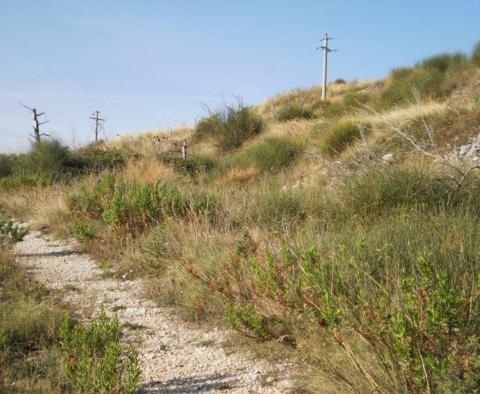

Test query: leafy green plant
[193,102,264,151]
[59,309,139,393]
[225,304,269,339]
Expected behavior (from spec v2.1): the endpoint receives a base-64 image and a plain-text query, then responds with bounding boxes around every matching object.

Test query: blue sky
[1,0,479,152]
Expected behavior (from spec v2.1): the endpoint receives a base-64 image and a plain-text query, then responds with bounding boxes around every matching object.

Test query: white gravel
[14,231,295,393]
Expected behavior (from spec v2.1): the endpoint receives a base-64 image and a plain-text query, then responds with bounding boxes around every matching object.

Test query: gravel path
[14,231,295,393]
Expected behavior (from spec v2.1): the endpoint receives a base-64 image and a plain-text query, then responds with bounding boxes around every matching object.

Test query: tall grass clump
[275,105,315,121]
[226,136,304,173]
[193,102,264,151]
[319,121,367,156]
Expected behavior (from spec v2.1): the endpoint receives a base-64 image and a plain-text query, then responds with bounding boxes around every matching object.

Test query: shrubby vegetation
[0,218,139,392]
[193,102,264,151]
[3,43,480,392]
[275,105,315,121]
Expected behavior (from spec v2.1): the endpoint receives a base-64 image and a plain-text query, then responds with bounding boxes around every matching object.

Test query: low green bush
[320,121,365,156]
[227,136,304,173]
[247,208,480,392]
[472,41,480,67]
[341,91,371,108]
[67,174,219,235]
[60,309,139,394]
[275,105,315,121]
[225,304,269,339]
[193,103,264,151]
[0,155,14,178]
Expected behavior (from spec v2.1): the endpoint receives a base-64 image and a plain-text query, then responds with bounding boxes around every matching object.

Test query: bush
[227,136,304,173]
[67,174,219,235]
[333,78,347,84]
[341,92,371,108]
[380,67,445,107]
[418,53,468,73]
[193,103,264,151]
[60,309,139,393]
[275,105,315,121]
[320,121,365,156]
[0,155,14,178]
[472,41,480,66]
[247,208,480,392]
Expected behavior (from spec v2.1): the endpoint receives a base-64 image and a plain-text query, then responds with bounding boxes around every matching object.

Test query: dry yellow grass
[222,166,260,184]
[122,158,179,183]
[104,127,192,157]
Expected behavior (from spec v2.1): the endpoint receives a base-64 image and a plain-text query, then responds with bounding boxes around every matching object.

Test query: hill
[1,44,480,392]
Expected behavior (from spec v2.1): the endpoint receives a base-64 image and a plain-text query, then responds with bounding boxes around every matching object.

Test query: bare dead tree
[18,102,50,143]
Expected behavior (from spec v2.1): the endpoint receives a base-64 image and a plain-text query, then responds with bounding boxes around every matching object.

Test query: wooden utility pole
[18,102,50,143]
[317,33,336,101]
[89,110,105,142]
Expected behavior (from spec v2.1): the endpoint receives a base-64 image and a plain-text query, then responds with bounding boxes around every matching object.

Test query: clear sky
[1,0,479,152]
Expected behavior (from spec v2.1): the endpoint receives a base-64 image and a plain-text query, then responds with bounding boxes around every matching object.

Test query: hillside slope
[1,46,480,392]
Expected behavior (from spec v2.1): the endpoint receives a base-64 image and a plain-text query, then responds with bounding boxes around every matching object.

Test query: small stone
[279,380,295,390]
[266,376,275,384]
[382,153,394,163]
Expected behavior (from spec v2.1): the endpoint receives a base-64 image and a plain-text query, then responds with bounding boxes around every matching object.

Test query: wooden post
[182,139,187,160]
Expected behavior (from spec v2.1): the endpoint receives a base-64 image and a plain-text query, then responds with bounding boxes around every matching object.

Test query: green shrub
[339,167,458,218]
[341,92,371,108]
[333,78,347,84]
[320,121,365,156]
[67,174,219,235]
[0,155,14,178]
[193,103,264,151]
[418,53,468,72]
[251,187,307,229]
[227,136,304,173]
[181,155,217,177]
[0,220,28,245]
[74,144,127,172]
[247,208,480,392]
[225,304,269,339]
[59,309,139,393]
[275,105,315,121]
[472,41,480,66]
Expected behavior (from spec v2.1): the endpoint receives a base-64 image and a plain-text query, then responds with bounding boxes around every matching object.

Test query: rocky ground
[14,230,295,393]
